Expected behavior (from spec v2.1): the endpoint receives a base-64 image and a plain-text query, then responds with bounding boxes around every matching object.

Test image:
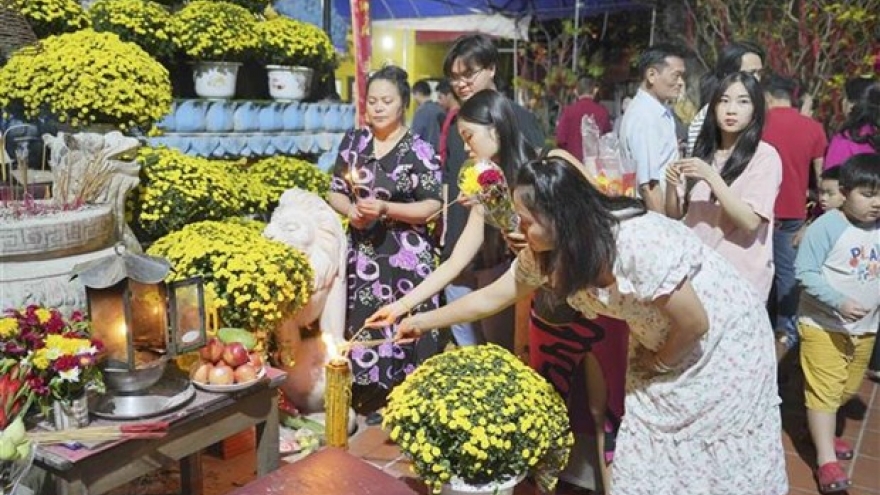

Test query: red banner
[350,0,371,127]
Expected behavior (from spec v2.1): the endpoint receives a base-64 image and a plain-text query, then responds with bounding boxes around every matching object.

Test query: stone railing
[145,99,355,170]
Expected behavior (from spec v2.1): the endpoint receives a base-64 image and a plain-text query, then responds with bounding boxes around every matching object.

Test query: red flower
[45,310,66,333]
[52,355,79,373]
[477,169,504,188]
[27,376,49,396]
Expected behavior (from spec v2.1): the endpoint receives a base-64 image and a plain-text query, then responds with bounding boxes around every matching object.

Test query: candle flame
[322,332,339,359]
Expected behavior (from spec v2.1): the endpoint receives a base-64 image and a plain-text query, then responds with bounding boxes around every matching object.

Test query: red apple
[222,342,249,367]
[208,363,234,385]
[233,363,258,384]
[199,337,225,364]
[190,361,213,384]
[248,352,264,371]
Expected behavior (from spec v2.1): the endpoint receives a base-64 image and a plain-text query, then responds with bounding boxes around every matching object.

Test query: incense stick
[426,196,464,222]
[28,423,169,444]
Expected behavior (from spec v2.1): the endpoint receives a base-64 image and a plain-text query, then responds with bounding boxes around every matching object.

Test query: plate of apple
[190,328,267,392]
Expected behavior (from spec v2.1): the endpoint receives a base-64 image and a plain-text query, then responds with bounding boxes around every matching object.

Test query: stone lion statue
[263,188,347,412]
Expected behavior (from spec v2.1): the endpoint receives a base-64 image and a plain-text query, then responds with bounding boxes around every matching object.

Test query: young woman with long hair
[666,71,782,300]
[395,155,787,495]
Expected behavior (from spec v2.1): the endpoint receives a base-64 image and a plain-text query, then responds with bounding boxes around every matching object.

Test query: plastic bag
[594,134,636,197]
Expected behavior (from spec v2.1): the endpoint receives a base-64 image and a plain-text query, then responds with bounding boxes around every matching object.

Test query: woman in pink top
[665,72,782,300]
[825,81,879,169]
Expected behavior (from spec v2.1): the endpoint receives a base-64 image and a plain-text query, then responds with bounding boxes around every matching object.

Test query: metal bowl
[102,358,168,393]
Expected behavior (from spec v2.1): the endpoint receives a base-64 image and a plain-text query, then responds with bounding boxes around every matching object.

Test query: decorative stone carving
[1,131,142,315]
[42,131,142,252]
[0,204,114,261]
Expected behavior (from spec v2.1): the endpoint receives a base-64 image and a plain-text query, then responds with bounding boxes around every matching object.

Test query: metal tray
[89,375,194,420]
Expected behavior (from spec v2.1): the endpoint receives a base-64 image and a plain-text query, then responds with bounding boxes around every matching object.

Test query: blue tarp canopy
[334,0,653,21]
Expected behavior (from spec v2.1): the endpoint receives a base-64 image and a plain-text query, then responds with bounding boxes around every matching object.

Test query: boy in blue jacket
[795,153,880,494]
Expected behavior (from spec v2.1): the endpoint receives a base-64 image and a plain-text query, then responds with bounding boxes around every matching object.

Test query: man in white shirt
[618,43,687,214]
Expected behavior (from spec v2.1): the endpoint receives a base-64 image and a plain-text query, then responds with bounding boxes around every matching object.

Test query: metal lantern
[71,245,207,372]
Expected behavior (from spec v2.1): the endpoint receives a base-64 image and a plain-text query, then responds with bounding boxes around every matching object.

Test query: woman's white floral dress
[515,211,787,495]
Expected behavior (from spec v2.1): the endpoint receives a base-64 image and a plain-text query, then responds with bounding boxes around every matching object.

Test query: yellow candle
[324,357,351,448]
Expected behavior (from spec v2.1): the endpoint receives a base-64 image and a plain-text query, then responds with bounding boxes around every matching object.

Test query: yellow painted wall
[335,26,449,119]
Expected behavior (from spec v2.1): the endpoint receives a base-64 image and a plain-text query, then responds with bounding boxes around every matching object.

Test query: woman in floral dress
[328,66,443,414]
[396,156,787,495]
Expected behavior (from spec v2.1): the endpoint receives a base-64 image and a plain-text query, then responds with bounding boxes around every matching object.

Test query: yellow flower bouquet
[383,344,573,494]
[169,0,260,62]
[0,29,172,131]
[146,219,313,333]
[89,0,175,60]
[126,147,249,242]
[254,17,337,71]
[457,159,519,232]
[7,0,90,38]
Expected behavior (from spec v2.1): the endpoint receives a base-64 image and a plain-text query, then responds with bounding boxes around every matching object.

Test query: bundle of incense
[29,422,169,444]
[339,338,395,350]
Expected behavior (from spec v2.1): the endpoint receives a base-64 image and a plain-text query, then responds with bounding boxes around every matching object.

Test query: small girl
[665,71,782,300]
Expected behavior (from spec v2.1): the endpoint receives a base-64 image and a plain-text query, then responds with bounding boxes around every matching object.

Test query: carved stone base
[0,245,116,314]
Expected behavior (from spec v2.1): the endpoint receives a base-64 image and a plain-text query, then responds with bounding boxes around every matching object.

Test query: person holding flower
[327,65,444,416]
[369,89,627,491]
[395,155,787,495]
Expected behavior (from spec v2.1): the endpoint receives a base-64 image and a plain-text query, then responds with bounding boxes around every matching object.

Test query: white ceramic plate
[193,367,266,393]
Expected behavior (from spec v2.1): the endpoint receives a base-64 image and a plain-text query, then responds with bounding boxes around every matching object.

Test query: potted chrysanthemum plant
[254,16,336,101]
[0,29,172,132]
[383,344,573,495]
[169,0,260,99]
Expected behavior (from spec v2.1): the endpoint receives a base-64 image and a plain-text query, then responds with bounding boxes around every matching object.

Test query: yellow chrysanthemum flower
[382,344,573,493]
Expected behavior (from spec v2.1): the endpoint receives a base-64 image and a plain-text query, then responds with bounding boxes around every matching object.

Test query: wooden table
[226,447,417,495]
[34,368,286,495]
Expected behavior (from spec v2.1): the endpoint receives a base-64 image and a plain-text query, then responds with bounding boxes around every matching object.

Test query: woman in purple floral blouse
[328,66,444,414]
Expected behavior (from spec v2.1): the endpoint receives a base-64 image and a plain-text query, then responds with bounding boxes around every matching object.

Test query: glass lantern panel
[169,277,207,355]
[127,280,169,366]
[87,284,130,367]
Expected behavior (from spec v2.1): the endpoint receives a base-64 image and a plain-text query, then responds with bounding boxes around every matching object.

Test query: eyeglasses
[450,68,485,86]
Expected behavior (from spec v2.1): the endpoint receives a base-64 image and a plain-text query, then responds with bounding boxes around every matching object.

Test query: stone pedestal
[0,205,116,314]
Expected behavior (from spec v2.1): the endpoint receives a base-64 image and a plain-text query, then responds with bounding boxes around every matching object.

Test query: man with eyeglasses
[440,34,544,348]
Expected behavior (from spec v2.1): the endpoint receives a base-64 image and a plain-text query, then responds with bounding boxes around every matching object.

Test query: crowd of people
[327,33,880,495]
